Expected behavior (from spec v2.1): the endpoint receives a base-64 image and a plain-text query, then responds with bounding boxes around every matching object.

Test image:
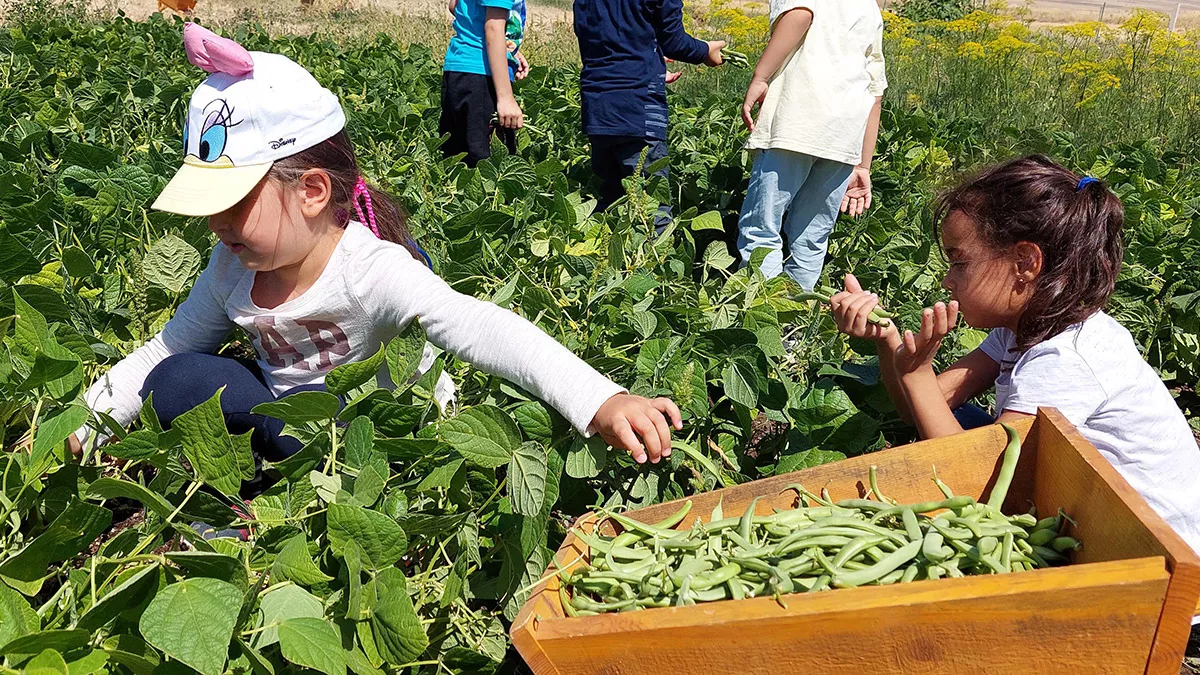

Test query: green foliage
[893,0,980,22]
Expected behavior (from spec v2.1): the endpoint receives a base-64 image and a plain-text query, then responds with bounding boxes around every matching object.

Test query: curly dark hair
[934,154,1125,352]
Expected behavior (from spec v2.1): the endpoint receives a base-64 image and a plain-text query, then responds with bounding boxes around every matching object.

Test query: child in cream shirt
[737,0,887,290]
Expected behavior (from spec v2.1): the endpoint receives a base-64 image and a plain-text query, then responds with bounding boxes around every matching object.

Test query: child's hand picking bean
[591,394,683,464]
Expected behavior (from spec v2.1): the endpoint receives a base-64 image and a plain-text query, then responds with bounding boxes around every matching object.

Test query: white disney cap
[152,23,347,217]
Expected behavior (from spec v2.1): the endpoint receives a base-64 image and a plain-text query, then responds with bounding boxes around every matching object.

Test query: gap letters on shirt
[250,315,351,372]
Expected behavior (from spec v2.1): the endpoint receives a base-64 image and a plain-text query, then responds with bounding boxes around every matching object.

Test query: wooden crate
[512,409,1200,674]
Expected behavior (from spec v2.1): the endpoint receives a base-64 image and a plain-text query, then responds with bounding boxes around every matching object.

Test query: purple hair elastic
[352,176,381,238]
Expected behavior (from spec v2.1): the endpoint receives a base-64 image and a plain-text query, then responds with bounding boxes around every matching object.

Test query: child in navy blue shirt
[574,0,726,226]
[442,0,530,167]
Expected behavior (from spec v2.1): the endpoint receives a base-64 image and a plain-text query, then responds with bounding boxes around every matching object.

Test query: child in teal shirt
[442,0,529,167]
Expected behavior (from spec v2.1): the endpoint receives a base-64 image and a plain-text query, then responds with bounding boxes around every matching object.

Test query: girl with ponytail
[829,154,1200,556]
[74,25,682,511]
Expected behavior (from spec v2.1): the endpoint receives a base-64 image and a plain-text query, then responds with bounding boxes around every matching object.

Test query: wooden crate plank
[532,558,1166,674]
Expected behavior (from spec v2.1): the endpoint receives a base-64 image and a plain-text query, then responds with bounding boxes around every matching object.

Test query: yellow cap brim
[151,159,273,217]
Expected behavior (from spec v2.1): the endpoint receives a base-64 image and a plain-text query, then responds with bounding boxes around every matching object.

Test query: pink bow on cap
[184,23,254,76]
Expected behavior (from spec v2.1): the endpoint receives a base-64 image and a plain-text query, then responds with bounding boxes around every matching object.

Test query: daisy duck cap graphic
[152,23,347,216]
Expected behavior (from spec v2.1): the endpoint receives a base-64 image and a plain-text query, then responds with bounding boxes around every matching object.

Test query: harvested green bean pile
[560,425,1081,615]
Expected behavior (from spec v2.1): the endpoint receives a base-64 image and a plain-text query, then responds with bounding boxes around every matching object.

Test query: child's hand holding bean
[829,274,898,342]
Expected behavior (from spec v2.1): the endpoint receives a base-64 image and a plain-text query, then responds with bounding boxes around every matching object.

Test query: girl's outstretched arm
[360,246,682,462]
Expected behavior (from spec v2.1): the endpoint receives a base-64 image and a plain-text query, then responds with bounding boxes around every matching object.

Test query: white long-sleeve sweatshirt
[82,222,625,441]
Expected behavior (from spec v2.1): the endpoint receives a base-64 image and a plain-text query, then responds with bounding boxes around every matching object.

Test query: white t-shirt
[980,312,1200,555]
[745,0,888,166]
[82,222,625,442]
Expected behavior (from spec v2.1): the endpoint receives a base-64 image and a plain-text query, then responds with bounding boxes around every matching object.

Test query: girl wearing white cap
[76,25,683,493]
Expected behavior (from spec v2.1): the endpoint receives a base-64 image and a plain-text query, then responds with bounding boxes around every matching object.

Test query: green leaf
[565,436,607,479]
[343,416,375,470]
[252,584,324,650]
[24,649,68,675]
[723,357,761,408]
[0,583,38,646]
[513,401,554,442]
[272,534,332,586]
[12,289,50,356]
[369,568,428,664]
[103,430,161,460]
[703,241,736,270]
[31,405,88,467]
[325,346,386,396]
[353,460,387,507]
[385,319,426,388]
[440,556,469,609]
[507,442,547,517]
[142,234,200,293]
[440,405,520,468]
[164,551,246,588]
[0,230,41,282]
[101,635,161,675]
[76,563,160,631]
[776,447,847,474]
[0,630,89,656]
[690,210,725,231]
[251,392,341,425]
[278,618,346,675]
[87,477,175,519]
[173,388,255,496]
[60,246,96,278]
[64,647,109,675]
[17,353,79,392]
[0,501,111,582]
[326,503,408,570]
[415,458,464,492]
[138,578,241,675]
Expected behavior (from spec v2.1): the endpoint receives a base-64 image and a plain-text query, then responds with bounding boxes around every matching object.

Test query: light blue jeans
[736,149,854,291]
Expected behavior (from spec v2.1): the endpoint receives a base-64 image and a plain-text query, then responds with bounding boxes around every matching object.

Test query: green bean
[776,535,855,556]
[869,465,896,505]
[922,529,951,563]
[927,565,945,580]
[946,516,984,539]
[978,536,999,556]
[653,500,694,531]
[832,541,922,588]
[986,423,1022,510]
[1051,536,1081,553]
[1034,515,1061,532]
[560,585,580,617]
[739,497,761,544]
[573,595,637,612]
[900,564,920,583]
[599,509,681,539]
[808,574,832,592]
[901,509,922,542]
[691,586,732,603]
[836,499,891,512]
[872,495,975,520]
[833,534,888,569]
[727,576,746,600]
[1033,545,1069,563]
[675,576,694,607]
[1009,513,1038,528]
[1001,532,1014,570]
[931,465,955,499]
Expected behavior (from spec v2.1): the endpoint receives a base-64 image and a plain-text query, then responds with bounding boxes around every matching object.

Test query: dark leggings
[953,403,994,430]
[141,353,328,481]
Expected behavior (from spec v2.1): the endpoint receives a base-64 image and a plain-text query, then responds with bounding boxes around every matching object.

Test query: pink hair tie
[352,176,381,239]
